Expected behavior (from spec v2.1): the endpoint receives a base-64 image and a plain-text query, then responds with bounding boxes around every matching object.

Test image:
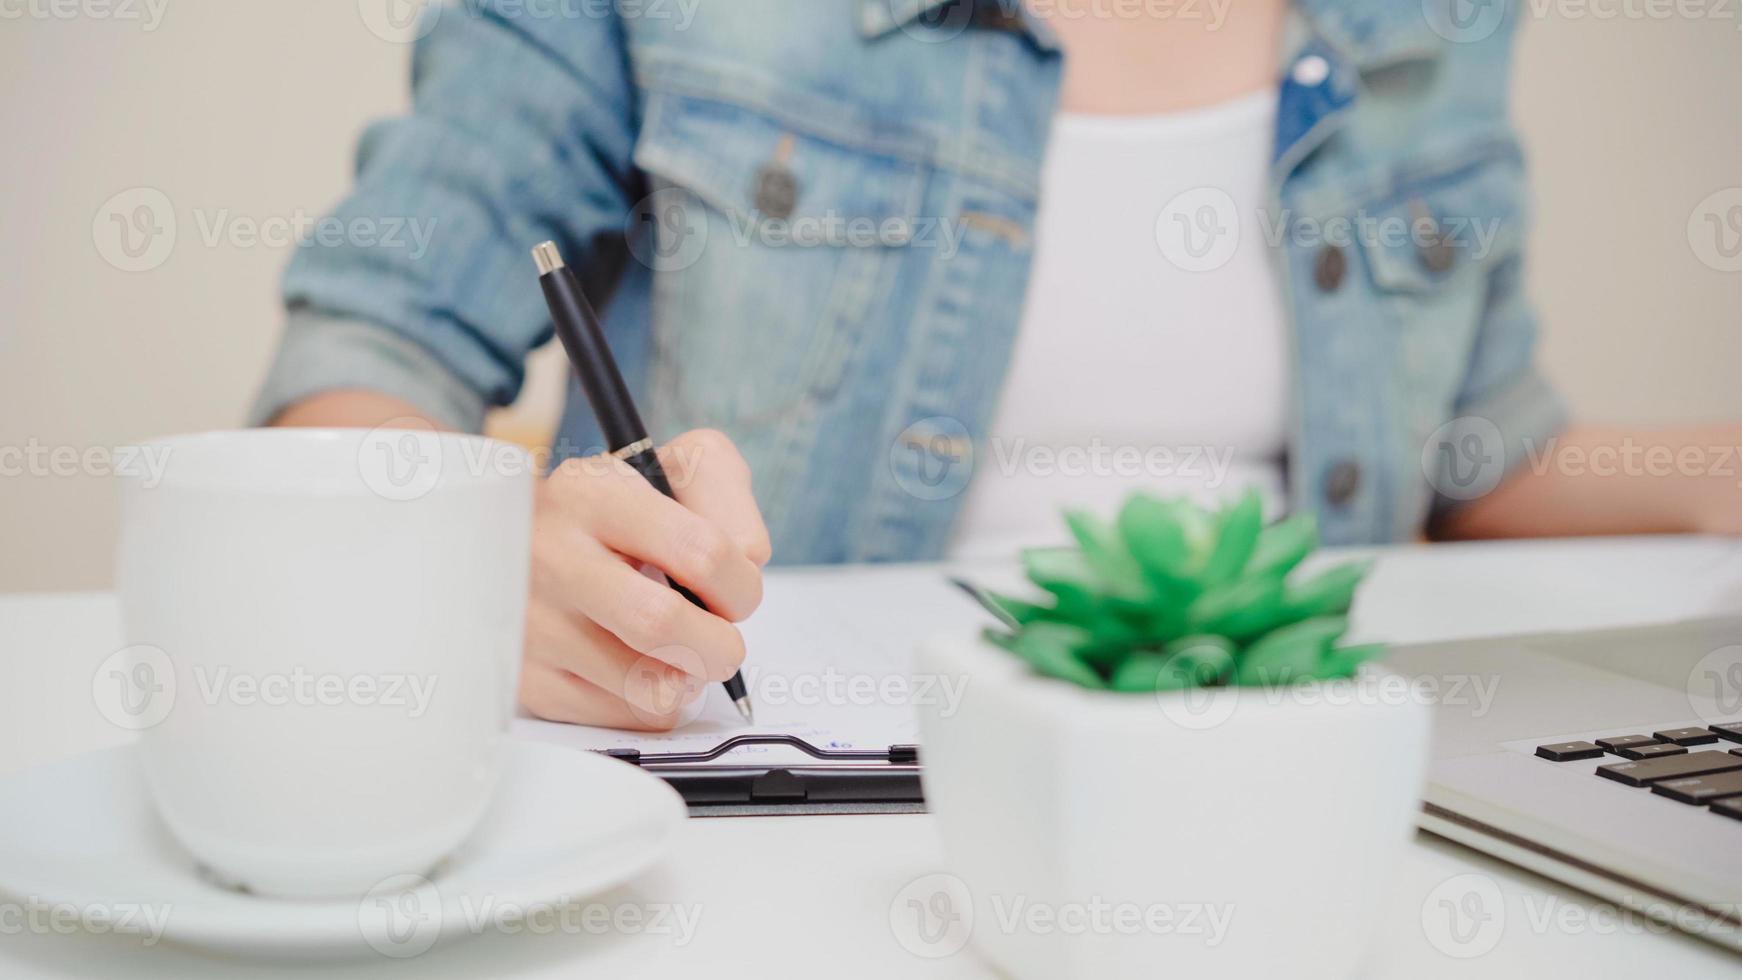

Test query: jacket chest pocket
[1353,153,1527,426]
[631,91,928,430]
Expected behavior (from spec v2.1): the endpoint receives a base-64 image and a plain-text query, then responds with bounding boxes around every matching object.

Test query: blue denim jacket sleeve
[1426,247,1570,524]
[250,2,638,429]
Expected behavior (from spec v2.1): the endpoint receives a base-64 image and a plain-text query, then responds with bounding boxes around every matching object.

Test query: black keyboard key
[1536,740,1605,762]
[1595,735,1660,754]
[1713,798,1742,822]
[1651,769,1742,805]
[1596,751,1742,788]
[1618,742,1687,761]
[1711,723,1742,744]
[1654,727,1719,746]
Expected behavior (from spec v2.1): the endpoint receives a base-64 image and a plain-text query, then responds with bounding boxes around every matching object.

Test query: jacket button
[1314,244,1347,292]
[753,164,798,221]
[1323,459,1362,507]
[1418,233,1456,274]
[1411,200,1456,274]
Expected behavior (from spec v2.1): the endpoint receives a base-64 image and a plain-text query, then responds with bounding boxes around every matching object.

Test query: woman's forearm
[1437,424,1742,540]
[267,391,448,431]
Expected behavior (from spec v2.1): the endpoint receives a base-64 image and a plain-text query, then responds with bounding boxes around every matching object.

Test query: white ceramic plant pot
[914,632,1430,980]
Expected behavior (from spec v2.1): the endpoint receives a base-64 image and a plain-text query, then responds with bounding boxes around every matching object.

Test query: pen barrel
[620,445,678,500]
[622,444,716,605]
[539,266,649,452]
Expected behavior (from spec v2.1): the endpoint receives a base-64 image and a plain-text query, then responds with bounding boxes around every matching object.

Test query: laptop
[1388,615,1742,951]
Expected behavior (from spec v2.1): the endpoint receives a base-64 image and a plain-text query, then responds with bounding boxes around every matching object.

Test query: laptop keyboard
[1539,723,1742,822]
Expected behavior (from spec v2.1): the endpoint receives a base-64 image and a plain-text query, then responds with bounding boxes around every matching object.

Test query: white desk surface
[5,536,1742,977]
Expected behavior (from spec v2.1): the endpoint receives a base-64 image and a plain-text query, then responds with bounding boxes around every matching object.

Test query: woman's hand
[519,429,771,730]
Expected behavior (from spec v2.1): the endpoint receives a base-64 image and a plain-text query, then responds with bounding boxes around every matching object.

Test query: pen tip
[734,697,755,725]
[531,241,565,276]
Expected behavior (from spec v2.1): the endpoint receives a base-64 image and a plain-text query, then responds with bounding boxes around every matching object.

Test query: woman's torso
[548,0,1534,564]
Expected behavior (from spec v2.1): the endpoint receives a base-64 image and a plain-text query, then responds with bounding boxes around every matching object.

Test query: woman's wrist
[268,390,447,431]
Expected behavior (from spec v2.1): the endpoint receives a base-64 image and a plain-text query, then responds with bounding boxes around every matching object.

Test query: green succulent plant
[978,490,1383,692]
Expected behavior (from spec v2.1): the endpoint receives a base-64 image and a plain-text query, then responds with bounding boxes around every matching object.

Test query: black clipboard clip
[596,735,925,816]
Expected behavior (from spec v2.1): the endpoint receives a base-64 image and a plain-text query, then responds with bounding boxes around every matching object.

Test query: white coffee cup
[112,427,534,898]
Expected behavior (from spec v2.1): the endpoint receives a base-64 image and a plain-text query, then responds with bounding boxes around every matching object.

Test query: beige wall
[1512,15,1742,425]
[2,4,1739,591]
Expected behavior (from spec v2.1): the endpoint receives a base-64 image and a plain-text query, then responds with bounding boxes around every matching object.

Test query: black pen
[532,241,755,723]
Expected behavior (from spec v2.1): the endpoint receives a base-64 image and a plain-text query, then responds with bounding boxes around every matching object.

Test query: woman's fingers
[548,450,764,621]
[658,429,773,568]
[534,528,747,682]
[523,601,705,718]
[518,661,695,732]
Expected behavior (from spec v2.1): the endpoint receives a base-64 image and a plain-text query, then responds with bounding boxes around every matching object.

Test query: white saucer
[0,739,687,959]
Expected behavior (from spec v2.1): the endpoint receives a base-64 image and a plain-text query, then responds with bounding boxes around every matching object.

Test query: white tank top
[948,89,1291,560]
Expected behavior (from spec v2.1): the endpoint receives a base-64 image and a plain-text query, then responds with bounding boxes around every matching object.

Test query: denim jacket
[254,0,1567,564]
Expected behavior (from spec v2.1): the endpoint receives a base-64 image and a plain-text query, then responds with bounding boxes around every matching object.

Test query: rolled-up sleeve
[257,1,640,428]
[248,309,489,431]
[1428,249,1570,521]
